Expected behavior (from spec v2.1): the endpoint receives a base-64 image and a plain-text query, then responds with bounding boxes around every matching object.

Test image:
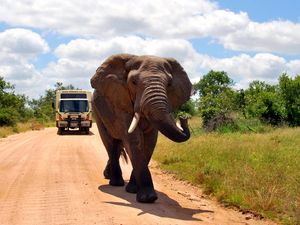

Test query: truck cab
[55,90,92,134]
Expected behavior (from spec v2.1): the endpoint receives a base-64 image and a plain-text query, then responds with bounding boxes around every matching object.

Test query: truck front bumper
[56,120,92,129]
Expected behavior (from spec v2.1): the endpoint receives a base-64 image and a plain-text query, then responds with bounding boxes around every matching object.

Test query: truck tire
[57,127,64,135]
[85,128,90,135]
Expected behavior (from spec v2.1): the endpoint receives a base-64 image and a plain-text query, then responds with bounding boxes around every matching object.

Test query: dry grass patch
[0,120,54,138]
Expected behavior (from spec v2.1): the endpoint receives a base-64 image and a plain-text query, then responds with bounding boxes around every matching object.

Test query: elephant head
[91,54,192,142]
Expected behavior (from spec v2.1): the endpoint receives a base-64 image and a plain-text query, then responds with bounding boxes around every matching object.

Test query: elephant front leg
[135,167,157,203]
[129,149,157,203]
[125,172,137,193]
[126,130,158,202]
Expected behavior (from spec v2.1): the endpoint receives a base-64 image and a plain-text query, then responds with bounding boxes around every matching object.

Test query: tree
[29,82,77,122]
[194,70,236,129]
[0,77,31,126]
[175,99,197,118]
[244,80,286,125]
[279,74,300,126]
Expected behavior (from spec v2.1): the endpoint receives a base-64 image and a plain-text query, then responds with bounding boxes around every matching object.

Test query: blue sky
[0,0,299,98]
[218,0,299,22]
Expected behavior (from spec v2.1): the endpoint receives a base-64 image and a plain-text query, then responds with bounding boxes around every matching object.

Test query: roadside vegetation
[154,119,300,225]
[154,71,300,225]
[0,76,75,137]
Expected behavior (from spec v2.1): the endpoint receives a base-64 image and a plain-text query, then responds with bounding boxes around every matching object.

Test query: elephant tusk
[128,113,140,133]
[176,120,184,131]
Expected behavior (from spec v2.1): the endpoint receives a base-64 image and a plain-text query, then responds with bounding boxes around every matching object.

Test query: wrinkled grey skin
[91,54,192,203]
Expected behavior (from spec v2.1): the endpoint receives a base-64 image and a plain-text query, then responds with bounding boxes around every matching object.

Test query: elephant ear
[166,58,192,111]
[90,54,135,114]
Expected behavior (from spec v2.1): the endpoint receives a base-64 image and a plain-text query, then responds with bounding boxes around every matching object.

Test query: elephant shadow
[98,183,213,222]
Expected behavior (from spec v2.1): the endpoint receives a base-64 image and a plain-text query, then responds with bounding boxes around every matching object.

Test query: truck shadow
[58,130,95,136]
[98,184,213,222]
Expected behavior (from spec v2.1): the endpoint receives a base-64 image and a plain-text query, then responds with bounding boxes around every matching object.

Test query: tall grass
[0,120,55,138]
[154,117,300,225]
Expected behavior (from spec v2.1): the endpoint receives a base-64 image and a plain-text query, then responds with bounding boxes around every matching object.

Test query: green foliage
[216,114,272,134]
[0,77,31,126]
[29,82,77,122]
[194,70,234,97]
[193,71,298,131]
[244,80,286,125]
[194,70,236,129]
[175,99,197,119]
[279,74,300,126]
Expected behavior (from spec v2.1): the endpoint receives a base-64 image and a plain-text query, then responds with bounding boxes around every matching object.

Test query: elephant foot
[125,182,137,193]
[136,188,157,203]
[109,177,124,186]
[103,168,110,179]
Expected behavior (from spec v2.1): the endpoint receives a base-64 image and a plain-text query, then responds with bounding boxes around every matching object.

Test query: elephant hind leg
[102,142,125,186]
[96,121,124,186]
[106,141,124,186]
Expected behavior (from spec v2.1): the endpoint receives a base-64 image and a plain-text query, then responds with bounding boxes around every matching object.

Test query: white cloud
[202,53,286,79]
[44,37,300,94]
[220,20,300,54]
[0,28,49,58]
[42,37,200,92]
[198,53,293,88]
[0,29,49,97]
[1,1,300,98]
[1,0,300,55]
[287,60,300,76]
[0,0,217,38]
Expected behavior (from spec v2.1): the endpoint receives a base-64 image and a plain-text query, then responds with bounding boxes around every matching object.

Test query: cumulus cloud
[219,20,300,54]
[1,1,300,97]
[0,28,49,57]
[0,0,217,38]
[1,0,300,54]
[44,36,300,93]
[42,37,201,92]
[0,29,49,97]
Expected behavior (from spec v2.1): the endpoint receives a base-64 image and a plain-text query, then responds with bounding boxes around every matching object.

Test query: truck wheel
[85,128,90,135]
[57,127,64,135]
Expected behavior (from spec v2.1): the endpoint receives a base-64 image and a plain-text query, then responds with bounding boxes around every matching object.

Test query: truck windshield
[59,100,89,112]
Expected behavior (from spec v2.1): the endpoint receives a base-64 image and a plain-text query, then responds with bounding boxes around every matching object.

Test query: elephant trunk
[140,77,190,143]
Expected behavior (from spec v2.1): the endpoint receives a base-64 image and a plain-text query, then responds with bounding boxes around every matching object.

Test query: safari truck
[54,90,92,135]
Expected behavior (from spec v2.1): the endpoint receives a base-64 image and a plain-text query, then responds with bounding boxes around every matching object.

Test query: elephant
[91,54,192,203]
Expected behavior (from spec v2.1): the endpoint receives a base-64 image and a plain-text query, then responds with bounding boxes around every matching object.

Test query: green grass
[154,117,300,225]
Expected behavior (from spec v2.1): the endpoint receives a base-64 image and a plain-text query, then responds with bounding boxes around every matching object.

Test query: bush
[279,74,300,126]
[0,77,32,126]
[205,112,236,132]
[245,81,286,125]
[0,108,19,126]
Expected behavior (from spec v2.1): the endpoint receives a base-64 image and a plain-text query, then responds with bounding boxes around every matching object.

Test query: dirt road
[0,127,276,225]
